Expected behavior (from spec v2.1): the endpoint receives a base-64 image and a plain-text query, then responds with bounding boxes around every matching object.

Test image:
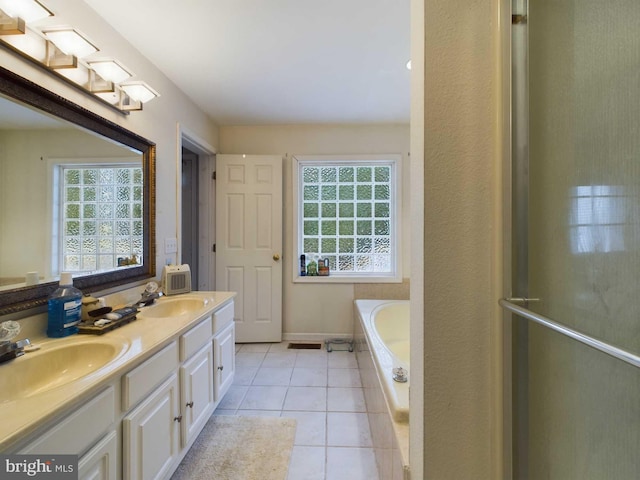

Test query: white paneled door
[215,155,283,342]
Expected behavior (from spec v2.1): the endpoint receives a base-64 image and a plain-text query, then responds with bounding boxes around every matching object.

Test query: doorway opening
[179,129,216,291]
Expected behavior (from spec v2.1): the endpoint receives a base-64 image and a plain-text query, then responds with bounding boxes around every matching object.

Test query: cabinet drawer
[78,431,117,480]
[212,302,234,331]
[180,317,213,361]
[122,341,178,410]
[20,387,115,455]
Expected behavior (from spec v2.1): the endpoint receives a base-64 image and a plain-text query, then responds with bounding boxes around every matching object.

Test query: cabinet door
[78,431,117,480]
[213,322,235,402]
[123,373,180,480]
[180,343,215,446]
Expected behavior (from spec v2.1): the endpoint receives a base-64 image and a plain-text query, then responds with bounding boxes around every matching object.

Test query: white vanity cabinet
[179,314,216,447]
[213,321,235,402]
[3,295,235,480]
[20,386,118,480]
[78,431,118,480]
[122,315,219,480]
[123,373,181,480]
[211,301,235,403]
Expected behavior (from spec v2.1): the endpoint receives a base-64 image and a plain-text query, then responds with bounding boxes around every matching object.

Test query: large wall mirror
[0,66,156,316]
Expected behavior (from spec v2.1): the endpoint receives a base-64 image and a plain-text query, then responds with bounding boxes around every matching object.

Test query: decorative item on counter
[25,271,39,286]
[306,255,318,276]
[81,294,100,321]
[318,258,330,276]
[78,305,138,335]
[117,254,139,266]
[300,254,307,276]
[162,264,192,295]
[81,295,112,322]
[46,272,82,338]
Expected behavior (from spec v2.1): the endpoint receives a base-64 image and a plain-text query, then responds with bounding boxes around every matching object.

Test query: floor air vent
[287,342,322,350]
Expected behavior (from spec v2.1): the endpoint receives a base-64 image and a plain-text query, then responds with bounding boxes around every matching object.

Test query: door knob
[273,254,280,261]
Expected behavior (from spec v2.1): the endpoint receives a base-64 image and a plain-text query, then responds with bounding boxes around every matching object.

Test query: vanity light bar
[87,59,132,84]
[0,0,52,23]
[42,27,98,58]
[0,10,26,35]
[0,0,160,112]
[120,81,159,103]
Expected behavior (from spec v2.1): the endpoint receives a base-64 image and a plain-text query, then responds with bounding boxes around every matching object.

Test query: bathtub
[354,299,410,480]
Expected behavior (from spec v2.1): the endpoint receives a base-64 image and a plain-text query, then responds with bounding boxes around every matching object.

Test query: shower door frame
[507,0,530,478]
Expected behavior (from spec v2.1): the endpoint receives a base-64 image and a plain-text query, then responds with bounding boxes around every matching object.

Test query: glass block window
[295,156,401,280]
[59,165,143,273]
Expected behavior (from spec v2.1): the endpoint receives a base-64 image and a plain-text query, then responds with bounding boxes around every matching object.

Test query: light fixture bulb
[88,59,132,83]
[406,60,412,70]
[120,81,159,103]
[42,28,97,58]
[0,0,52,23]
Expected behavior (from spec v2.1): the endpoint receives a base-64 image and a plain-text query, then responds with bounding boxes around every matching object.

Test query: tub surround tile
[353,278,410,300]
[354,301,409,479]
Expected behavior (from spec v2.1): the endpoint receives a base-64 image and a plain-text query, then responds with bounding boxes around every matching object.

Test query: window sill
[293,275,402,284]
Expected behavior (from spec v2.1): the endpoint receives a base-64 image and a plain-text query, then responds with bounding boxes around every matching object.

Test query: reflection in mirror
[0,66,155,315]
[0,98,143,290]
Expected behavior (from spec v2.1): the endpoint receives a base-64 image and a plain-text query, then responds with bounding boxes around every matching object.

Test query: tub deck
[354,299,410,480]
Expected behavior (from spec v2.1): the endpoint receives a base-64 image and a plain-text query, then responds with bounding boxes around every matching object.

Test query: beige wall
[220,124,410,337]
[417,0,503,477]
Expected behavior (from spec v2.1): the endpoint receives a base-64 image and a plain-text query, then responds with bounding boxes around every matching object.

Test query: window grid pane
[300,163,393,274]
[62,166,143,273]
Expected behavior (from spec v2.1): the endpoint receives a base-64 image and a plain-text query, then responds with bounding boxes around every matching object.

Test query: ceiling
[83,0,410,126]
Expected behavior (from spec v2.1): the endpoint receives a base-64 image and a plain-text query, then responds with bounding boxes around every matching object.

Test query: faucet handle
[0,321,20,342]
[144,281,159,294]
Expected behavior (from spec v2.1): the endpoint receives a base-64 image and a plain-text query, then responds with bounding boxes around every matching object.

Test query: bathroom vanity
[0,291,236,480]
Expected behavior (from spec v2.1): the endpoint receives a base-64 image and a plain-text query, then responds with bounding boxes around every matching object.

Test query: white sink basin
[0,340,128,403]
[138,297,208,319]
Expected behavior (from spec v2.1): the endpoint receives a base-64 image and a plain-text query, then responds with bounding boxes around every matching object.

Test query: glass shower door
[509,0,640,477]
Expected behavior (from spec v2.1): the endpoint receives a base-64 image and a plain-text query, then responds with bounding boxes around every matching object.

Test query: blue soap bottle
[47,272,82,338]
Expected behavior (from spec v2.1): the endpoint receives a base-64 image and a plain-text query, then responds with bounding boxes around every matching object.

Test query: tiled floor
[214,342,379,480]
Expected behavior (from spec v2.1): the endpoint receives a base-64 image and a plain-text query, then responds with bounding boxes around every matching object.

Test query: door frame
[177,124,217,290]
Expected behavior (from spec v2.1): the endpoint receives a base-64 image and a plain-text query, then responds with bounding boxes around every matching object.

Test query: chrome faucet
[0,339,31,364]
[134,281,163,307]
[0,320,30,364]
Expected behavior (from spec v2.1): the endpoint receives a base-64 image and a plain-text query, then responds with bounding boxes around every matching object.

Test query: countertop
[0,291,235,452]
